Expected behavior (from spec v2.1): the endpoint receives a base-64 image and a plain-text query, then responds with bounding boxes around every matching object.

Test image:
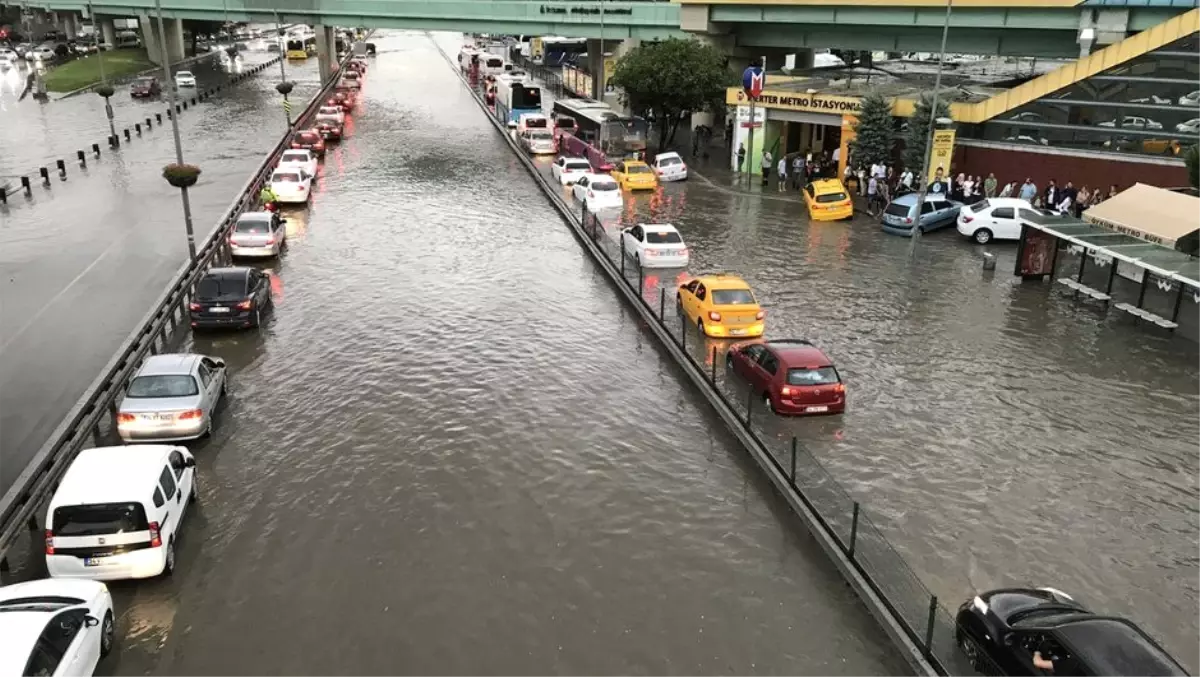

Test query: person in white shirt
[901,169,914,190]
[777,156,788,192]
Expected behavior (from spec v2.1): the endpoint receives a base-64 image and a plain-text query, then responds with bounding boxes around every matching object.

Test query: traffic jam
[457,38,1194,677]
[1,55,370,677]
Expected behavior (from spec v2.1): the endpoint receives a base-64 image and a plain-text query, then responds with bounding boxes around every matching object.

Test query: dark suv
[189,267,273,330]
[130,77,161,98]
[725,339,845,415]
[955,587,1188,676]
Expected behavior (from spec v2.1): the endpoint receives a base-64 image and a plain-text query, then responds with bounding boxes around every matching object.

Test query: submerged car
[290,129,326,157]
[653,152,688,182]
[955,587,1188,676]
[230,211,287,259]
[0,578,116,675]
[174,70,197,87]
[189,267,274,330]
[130,77,161,98]
[726,339,845,415]
[880,192,962,237]
[116,353,227,442]
[677,273,765,339]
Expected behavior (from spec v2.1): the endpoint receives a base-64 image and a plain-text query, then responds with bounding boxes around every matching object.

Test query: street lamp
[275,11,292,127]
[155,0,197,260]
[908,0,953,253]
[87,3,118,146]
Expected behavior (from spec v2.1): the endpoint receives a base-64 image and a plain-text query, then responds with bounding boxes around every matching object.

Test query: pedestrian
[984,172,998,198]
[999,181,1015,198]
[1107,184,1119,200]
[1044,179,1059,208]
[761,150,773,187]
[901,168,914,191]
[737,143,746,172]
[259,184,279,210]
[777,155,788,192]
[1077,185,1091,216]
[1019,177,1037,202]
[867,174,880,215]
[962,175,976,200]
[792,154,805,190]
[1061,181,1078,215]
[929,168,948,195]
[856,166,868,196]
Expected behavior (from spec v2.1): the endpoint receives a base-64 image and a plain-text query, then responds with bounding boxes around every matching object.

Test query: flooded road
[0,55,325,494]
[5,32,905,675]
[524,89,1200,669]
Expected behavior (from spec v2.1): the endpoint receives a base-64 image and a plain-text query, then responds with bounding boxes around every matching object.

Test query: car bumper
[703,322,764,338]
[276,193,309,203]
[659,170,687,182]
[955,220,973,237]
[881,222,917,237]
[773,398,845,416]
[588,198,623,210]
[625,182,657,191]
[47,548,168,581]
[640,253,689,269]
[529,147,556,155]
[118,417,207,442]
[809,205,854,221]
[231,244,281,258]
[177,81,196,87]
[191,311,255,329]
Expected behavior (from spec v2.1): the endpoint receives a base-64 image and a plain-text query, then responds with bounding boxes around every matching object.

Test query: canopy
[1083,183,1200,250]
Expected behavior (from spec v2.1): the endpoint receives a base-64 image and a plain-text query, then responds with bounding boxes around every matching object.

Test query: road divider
[436,37,976,677]
[0,49,355,578]
[0,56,285,208]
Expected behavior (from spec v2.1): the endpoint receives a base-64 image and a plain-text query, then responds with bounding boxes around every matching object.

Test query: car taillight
[904,217,913,224]
[189,302,202,311]
[781,386,792,396]
[118,413,136,423]
[149,521,162,548]
[291,143,300,148]
[45,530,54,555]
[756,310,765,320]
[681,164,687,171]
[962,215,974,223]
[236,300,253,310]
[178,409,202,420]
[265,237,276,245]
[708,311,721,322]
[587,190,594,198]
[229,237,240,245]
[834,383,846,394]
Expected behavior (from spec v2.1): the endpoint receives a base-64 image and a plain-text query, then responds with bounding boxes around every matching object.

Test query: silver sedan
[116,353,227,443]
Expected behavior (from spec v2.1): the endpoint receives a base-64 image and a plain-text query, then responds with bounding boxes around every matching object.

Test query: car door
[679,279,699,319]
[551,157,562,180]
[573,176,588,202]
[251,271,270,308]
[196,362,216,416]
[201,357,226,400]
[271,214,286,244]
[624,225,643,258]
[169,450,194,518]
[39,608,86,677]
[691,283,708,322]
[753,349,780,393]
[990,206,1018,239]
[158,464,182,539]
[736,344,766,380]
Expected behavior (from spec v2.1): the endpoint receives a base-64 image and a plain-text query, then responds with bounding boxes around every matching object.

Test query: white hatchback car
[270,168,313,204]
[551,156,592,185]
[956,197,1035,244]
[277,149,318,180]
[174,70,197,87]
[317,105,344,125]
[621,223,690,268]
[653,152,688,182]
[0,578,115,676]
[46,445,197,581]
[572,173,622,211]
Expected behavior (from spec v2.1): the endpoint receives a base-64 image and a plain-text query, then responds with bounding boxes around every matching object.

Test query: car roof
[204,266,253,280]
[637,222,678,233]
[893,192,952,205]
[764,339,833,366]
[50,445,180,509]
[1053,617,1188,676]
[135,353,200,377]
[810,179,846,193]
[622,160,649,167]
[238,211,274,221]
[976,197,1031,208]
[656,152,681,160]
[692,273,750,290]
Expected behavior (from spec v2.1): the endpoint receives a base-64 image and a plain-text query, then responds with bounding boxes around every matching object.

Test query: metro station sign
[742,66,764,100]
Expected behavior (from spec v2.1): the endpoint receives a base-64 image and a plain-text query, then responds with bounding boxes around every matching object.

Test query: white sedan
[0,578,115,676]
[652,152,688,182]
[956,197,1035,244]
[621,223,690,268]
[1097,115,1162,130]
[1176,118,1199,134]
[316,105,344,125]
[571,173,622,212]
[174,70,197,87]
[277,149,318,180]
[269,168,313,204]
[551,156,592,185]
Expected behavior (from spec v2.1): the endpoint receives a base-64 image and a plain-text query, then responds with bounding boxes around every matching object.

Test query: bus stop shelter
[1014,210,1200,339]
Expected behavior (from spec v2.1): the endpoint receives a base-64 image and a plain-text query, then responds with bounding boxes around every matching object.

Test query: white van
[45,445,197,581]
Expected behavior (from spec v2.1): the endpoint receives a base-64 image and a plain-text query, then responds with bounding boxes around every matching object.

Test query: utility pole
[155,0,197,259]
[909,0,953,254]
[745,56,763,189]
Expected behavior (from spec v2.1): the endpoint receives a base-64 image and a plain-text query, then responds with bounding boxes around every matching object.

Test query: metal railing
[439,38,976,677]
[0,49,357,576]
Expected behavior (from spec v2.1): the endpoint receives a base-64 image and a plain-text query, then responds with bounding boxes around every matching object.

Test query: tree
[1186,144,1198,190]
[608,37,732,152]
[848,91,894,170]
[184,19,223,56]
[902,93,951,177]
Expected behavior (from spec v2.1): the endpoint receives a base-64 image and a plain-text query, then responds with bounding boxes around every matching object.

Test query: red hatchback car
[329,91,354,112]
[290,130,326,157]
[726,339,845,415]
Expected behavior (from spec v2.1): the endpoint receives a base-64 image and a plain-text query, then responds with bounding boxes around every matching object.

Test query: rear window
[530,131,552,140]
[235,219,270,234]
[524,118,548,129]
[885,202,912,217]
[566,161,591,171]
[319,107,339,115]
[196,274,247,300]
[659,156,682,166]
[486,58,502,67]
[712,289,755,305]
[816,192,848,203]
[294,134,317,143]
[646,231,683,244]
[592,181,618,192]
[970,199,990,212]
[786,367,840,386]
[626,165,652,174]
[53,503,149,536]
[127,374,199,398]
[273,172,301,183]
[280,153,308,163]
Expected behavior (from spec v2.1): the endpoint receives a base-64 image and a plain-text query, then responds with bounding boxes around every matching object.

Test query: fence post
[638,265,643,296]
[745,390,753,428]
[659,288,664,321]
[711,347,717,383]
[849,502,860,558]
[77,150,86,167]
[680,313,686,349]
[790,436,797,485]
[56,159,66,178]
[39,167,50,185]
[924,595,938,659]
[620,235,625,276]
[92,143,100,157]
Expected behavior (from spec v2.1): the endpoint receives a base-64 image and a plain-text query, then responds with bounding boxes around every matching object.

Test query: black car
[189,267,273,330]
[955,587,1188,676]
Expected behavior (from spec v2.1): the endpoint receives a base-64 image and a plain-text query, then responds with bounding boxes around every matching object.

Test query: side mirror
[1002,633,1015,647]
[83,615,100,628]
[184,457,197,468]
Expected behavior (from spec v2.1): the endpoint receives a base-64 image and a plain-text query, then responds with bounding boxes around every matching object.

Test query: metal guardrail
[437,39,974,677]
[0,49,358,575]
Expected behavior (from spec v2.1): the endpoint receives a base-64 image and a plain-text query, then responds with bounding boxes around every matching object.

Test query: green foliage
[902,93,951,175]
[43,49,154,92]
[609,37,732,150]
[1186,144,1199,189]
[848,91,894,169]
[163,163,202,188]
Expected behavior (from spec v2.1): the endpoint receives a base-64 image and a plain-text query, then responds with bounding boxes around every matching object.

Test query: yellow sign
[926,129,956,176]
[726,87,862,115]
[531,37,543,61]
[604,57,617,83]
[838,114,856,181]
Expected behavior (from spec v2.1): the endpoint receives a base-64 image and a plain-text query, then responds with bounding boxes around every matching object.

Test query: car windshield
[566,161,591,171]
[816,192,848,203]
[52,503,149,536]
[0,596,84,613]
[281,153,308,163]
[530,131,552,140]
[970,199,990,212]
[659,156,682,166]
[786,367,840,386]
[712,289,755,305]
[525,118,548,129]
[272,172,301,183]
[133,78,154,86]
[235,218,270,234]
[319,107,339,115]
[177,71,193,77]
[127,374,199,398]
[626,165,652,174]
[592,182,618,192]
[196,274,247,301]
[646,230,682,244]
[884,202,912,217]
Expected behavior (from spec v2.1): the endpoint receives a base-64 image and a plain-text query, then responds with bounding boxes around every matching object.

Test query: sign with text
[742,66,764,99]
[926,129,956,176]
[539,4,633,15]
[727,88,862,115]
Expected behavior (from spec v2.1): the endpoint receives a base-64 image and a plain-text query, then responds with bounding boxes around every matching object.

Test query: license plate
[209,307,229,313]
[84,556,109,566]
[806,406,829,413]
[730,329,747,336]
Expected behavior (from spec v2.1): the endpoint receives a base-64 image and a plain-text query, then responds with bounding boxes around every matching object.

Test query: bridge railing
[0,49,358,578]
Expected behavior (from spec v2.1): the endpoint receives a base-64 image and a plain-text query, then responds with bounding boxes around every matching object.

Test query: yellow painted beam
[675,0,1081,6]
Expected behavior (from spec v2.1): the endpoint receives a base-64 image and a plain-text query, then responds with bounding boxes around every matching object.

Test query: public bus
[551,98,648,169]
[535,37,587,66]
[496,79,542,126]
[286,35,316,60]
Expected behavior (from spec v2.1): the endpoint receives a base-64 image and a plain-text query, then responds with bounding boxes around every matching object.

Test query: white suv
[46,445,197,581]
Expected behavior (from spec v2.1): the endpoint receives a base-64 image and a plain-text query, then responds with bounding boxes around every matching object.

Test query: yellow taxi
[611,159,658,191]
[803,179,854,221]
[677,273,765,338]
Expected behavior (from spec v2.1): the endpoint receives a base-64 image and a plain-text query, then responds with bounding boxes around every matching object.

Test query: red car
[316,119,343,141]
[290,130,326,157]
[726,339,846,415]
[484,85,496,104]
[130,76,161,98]
[329,91,354,112]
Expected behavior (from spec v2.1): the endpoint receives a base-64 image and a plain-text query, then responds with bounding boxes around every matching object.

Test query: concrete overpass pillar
[315,24,336,85]
[99,17,116,49]
[140,15,184,66]
[587,38,604,100]
[59,13,79,39]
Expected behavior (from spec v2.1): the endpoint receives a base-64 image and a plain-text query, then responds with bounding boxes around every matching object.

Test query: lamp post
[596,0,605,100]
[908,0,953,253]
[155,0,197,260]
[88,4,118,145]
[275,11,292,127]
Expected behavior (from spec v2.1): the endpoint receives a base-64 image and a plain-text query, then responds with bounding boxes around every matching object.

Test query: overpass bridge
[19,0,1199,57]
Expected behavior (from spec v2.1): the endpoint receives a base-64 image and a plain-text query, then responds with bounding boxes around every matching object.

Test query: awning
[1083,183,1200,249]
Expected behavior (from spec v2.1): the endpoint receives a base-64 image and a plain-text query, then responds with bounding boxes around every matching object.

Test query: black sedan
[189,267,273,330]
[955,587,1187,676]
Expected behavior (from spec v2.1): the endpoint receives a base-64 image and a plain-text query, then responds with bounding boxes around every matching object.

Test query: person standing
[777,155,788,192]
[1044,179,1059,208]
[1019,178,1037,202]
[737,143,746,173]
[761,150,773,187]
[792,154,805,190]
[984,172,998,198]
[867,174,880,215]
[1076,185,1091,217]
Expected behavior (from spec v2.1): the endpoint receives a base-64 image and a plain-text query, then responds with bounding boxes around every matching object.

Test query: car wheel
[162,540,176,577]
[100,610,115,657]
[973,228,992,245]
